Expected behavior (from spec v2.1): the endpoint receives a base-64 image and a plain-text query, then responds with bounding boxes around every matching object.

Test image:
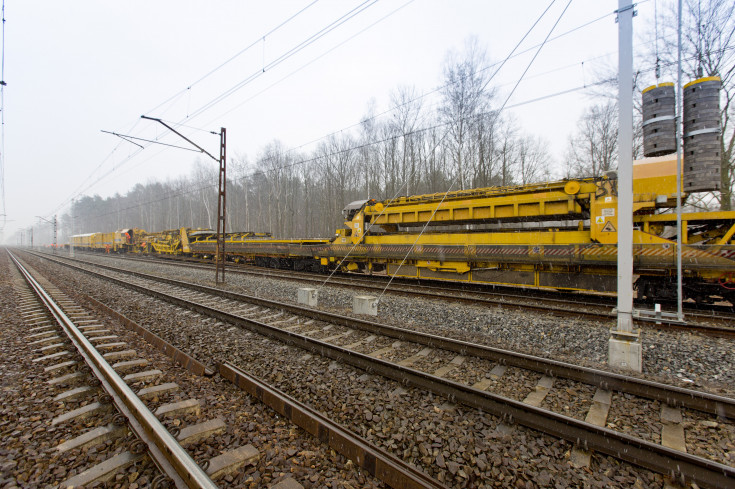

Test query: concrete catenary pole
[609,0,642,372]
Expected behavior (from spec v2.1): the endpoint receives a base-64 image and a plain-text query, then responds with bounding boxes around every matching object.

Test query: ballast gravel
[18,252,719,488]
[43,252,735,475]
[2,252,382,489]
[70,253,735,395]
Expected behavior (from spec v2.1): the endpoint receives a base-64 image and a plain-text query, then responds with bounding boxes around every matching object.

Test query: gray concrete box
[353,295,378,316]
[608,332,642,373]
[297,288,318,307]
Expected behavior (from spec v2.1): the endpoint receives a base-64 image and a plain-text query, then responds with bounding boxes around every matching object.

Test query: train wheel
[635,279,653,303]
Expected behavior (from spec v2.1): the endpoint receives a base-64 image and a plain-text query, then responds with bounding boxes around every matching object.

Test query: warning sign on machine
[601,221,616,232]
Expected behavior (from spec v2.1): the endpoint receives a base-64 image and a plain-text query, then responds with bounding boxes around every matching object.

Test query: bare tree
[517,134,553,184]
[564,102,618,178]
[439,37,495,189]
[192,160,217,230]
[358,99,379,200]
[389,85,424,196]
[422,125,451,194]
[494,118,519,187]
[471,111,501,188]
[65,36,575,239]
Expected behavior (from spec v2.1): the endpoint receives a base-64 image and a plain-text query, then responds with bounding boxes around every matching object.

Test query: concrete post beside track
[610,0,642,372]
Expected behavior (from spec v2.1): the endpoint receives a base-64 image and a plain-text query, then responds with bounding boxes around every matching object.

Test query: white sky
[1,0,658,243]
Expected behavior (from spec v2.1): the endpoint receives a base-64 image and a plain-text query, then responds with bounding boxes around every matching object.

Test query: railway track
[71,250,735,337]
[27,249,735,488]
[7,249,449,489]
[8,251,221,488]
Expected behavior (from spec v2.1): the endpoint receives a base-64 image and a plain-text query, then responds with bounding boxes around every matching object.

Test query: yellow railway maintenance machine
[70,228,141,253]
[331,155,735,304]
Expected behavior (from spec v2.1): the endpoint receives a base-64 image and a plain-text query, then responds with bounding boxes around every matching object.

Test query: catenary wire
[86,0,388,202]
[49,1,322,217]
[49,0,671,224]
[496,0,574,114]
[66,66,653,224]
[314,0,559,289]
[69,0,324,213]
[78,0,586,198]
[50,2,613,216]
[184,0,378,121]
[214,41,733,190]
[198,0,417,130]
[79,27,732,225]
[373,0,573,299]
[51,36,732,225]
[132,0,322,129]
[52,0,380,217]
[202,0,581,172]
[78,0,564,226]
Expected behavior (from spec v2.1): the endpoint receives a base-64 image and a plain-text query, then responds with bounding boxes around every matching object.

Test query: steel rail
[210,268,735,334]
[34,254,735,489]
[219,362,448,489]
[71,251,621,315]
[18,254,444,489]
[70,250,735,335]
[8,252,218,489]
[82,292,215,377]
[41,252,735,419]
[27,252,735,488]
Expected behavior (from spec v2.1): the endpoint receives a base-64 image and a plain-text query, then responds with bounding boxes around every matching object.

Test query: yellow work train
[70,228,140,252]
[70,155,735,304]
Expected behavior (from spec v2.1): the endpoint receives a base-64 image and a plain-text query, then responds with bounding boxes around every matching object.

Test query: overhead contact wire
[185,0,378,121]
[376,180,456,304]
[200,0,416,128]
[320,0,559,292]
[55,1,668,222]
[51,1,322,215]
[74,27,724,224]
[51,0,378,217]
[372,0,573,300]
[50,1,611,216]
[496,0,574,113]
[238,0,599,171]
[140,0,322,122]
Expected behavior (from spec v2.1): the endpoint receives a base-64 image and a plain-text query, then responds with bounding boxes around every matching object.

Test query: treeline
[67,121,551,239]
[66,40,557,239]
[63,0,735,239]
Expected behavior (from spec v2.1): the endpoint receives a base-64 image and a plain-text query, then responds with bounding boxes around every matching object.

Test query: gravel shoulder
[75,253,735,395]
[17,251,685,488]
[2,251,382,489]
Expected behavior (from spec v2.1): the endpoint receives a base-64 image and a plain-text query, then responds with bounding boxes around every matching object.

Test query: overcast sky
[1,0,658,243]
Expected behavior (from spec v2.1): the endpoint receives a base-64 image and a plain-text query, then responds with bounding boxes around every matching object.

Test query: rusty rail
[44,252,735,419]
[81,293,214,376]
[219,362,447,489]
[70,249,735,334]
[29,252,735,488]
[9,251,218,489]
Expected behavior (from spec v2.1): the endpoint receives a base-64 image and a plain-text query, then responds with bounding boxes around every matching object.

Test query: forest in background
[49,1,733,243]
